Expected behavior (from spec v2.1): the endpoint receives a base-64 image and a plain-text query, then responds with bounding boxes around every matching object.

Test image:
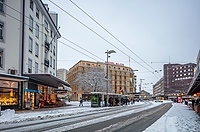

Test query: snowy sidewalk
[143,103,200,132]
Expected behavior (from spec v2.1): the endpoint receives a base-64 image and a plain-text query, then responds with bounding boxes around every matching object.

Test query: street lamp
[105,50,116,106]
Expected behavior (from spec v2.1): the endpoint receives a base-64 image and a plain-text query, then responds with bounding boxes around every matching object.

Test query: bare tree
[73,67,111,92]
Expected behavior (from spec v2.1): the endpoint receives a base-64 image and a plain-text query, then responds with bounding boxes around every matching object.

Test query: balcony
[45,41,50,51]
[44,58,49,67]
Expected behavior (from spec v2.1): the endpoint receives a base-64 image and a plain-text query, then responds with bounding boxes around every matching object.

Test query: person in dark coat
[192,99,195,110]
[79,97,83,106]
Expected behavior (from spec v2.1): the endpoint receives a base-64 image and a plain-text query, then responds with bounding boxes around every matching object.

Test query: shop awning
[24,89,38,92]
[62,84,72,91]
[24,74,70,88]
[0,73,29,82]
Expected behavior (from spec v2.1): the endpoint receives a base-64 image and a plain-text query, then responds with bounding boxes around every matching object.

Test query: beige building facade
[67,60,136,101]
[153,77,164,100]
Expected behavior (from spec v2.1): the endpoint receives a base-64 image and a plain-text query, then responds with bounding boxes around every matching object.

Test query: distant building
[139,90,152,100]
[163,63,196,99]
[67,60,137,101]
[153,77,164,100]
[57,68,68,82]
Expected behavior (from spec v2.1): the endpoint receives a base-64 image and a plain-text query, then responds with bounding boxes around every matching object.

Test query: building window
[29,15,33,31]
[50,43,52,52]
[35,62,38,73]
[0,80,19,106]
[50,56,52,67]
[28,58,32,73]
[30,0,33,10]
[0,48,3,68]
[0,0,4,13]
[53,46,55,56]
[35,42,39,57]
[29,37,33,53]
[0,22,4,40]
[35,24,39,38]
[53,59,55,69]
[44,20,48,31]
[50,30,53,38]
[36,7,39,19]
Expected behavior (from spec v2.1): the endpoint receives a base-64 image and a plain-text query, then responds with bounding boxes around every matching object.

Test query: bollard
[0,103,1,116]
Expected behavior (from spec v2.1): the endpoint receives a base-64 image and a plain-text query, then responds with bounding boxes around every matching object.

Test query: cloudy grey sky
[43,0,200,93]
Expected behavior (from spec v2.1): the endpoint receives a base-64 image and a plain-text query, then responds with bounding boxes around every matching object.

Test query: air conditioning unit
[8,69,17,75]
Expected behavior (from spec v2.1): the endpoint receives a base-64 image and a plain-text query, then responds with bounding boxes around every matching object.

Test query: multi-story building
[57,68,68,82]
[187,50,200,115]
[163,63,196,98]
[0,0,69,110]
[188,50,200,96]
[67,60,136,101]
[153,77,164,100]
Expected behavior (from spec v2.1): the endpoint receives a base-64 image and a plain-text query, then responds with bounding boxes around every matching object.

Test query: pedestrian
[192,99,195,110]
[79,97,83,106]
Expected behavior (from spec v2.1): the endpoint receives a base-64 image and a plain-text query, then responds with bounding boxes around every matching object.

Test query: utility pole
[105,50,116,106]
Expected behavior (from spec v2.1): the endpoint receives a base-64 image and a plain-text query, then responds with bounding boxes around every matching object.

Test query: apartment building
[153,77,164,100]
[57,68,68,82]
[163,63,196,98]
[67,60,136,101]
[0,0,69,110]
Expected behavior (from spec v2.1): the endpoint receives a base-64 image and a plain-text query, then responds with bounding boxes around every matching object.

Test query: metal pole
[0,103,1,116]
[106,50,109,107]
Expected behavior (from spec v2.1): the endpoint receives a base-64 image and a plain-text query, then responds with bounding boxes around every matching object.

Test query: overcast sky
[43,0,200,93]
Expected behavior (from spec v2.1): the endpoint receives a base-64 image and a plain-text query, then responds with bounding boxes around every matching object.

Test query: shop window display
[0,80,18,106]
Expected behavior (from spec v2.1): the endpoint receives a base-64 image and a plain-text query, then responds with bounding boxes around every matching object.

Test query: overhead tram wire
[58,40,100,61]
[0,2,105,61]
[5,0,158,78]
[2,0,158,78]
[48,0,159,79]
[69,0,161,77]
[3,8,101,63]
[61,36,104,61]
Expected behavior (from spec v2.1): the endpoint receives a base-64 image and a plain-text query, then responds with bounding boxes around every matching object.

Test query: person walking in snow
[79,97,83,106]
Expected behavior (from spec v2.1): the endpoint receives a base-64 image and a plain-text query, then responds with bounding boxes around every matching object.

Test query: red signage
[105,62,124,66]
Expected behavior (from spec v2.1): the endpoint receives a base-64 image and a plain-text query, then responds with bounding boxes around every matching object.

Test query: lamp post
[105,50,116,106]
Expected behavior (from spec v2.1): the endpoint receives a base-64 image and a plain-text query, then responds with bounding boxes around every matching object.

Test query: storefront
[24,74,70,109]
[0,73,29,110]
